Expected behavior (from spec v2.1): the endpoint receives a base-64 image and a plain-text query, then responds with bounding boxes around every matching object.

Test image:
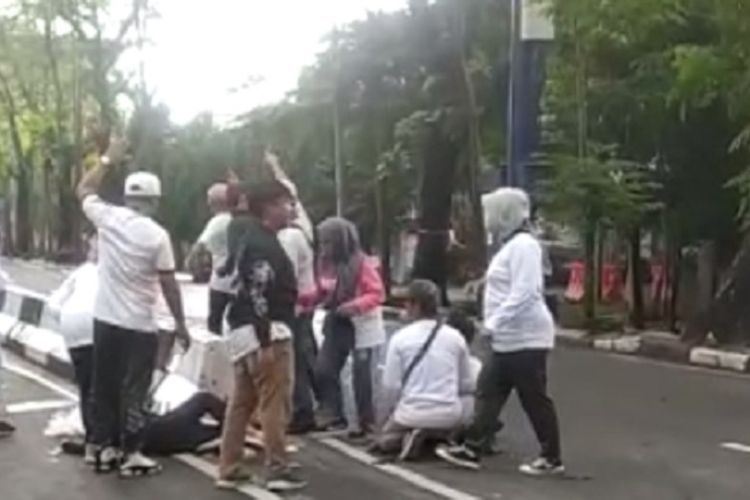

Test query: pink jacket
[317,256,385,315]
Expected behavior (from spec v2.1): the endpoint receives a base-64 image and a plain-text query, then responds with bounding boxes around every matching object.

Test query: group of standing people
[189,153,389,491]
[1,136,565,491]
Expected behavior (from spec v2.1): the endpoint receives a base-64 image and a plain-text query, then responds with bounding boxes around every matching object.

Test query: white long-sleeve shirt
[483,232,555,353]
[47,262,98,349]
[382,319,474,430]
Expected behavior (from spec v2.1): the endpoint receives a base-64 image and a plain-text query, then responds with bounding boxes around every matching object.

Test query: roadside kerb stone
[689,347,750,373]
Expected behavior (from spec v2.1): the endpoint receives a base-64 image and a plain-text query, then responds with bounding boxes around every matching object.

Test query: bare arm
[76,137,129,201]
[76,157,108,201]
[185,242,207,270]
[159,271,190,350]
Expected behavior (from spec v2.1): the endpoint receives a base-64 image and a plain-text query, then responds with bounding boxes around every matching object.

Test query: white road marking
[721,442,750,454]
[7,399,74,414]
[175,453,283,500]
[318,437,486,500]
[3,362,78,400]
[3,359,281,497]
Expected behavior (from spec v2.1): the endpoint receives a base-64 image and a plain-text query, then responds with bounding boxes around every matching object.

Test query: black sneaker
[435,443,480,470]
[0,420,16,438]
[265,467,307,492]
[60,439,86,456]
[288,420,319,436]
[519,457,565,476]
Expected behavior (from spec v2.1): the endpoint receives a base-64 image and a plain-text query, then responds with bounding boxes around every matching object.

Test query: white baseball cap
[125,171,162,198]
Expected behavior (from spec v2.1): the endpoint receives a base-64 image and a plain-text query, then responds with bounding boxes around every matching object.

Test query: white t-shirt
[226,323,292,362]
[47,263,98,349]
[197,212,233,293]
[278,226,316,298]
[483,232,555,353]
[82,195,175,333]
[382,319,474,430]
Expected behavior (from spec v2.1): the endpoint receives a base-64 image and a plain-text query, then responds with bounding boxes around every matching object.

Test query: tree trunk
[684,237,750,346]
[15,168,33,256]
[375,174,392,298]
[628,226,644,329]
[583,219,597,329]
[412,124,460,305]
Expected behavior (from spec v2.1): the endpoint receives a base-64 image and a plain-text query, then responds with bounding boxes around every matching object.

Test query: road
[2,258,750,499]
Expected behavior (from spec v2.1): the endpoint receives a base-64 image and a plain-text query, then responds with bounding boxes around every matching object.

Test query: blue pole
[505,0,554,192]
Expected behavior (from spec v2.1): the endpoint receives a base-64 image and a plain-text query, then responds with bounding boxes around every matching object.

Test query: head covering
[125,171,162,198]
[207,182,228,211]
[317,217,364,308]
[482,187,531,245]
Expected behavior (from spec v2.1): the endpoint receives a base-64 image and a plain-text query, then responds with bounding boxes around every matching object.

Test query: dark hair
[407,279,441,317]
[447,308,476,346]
[244,180,293,218]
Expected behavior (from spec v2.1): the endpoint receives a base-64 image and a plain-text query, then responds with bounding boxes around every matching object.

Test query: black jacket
[222,215,297,347]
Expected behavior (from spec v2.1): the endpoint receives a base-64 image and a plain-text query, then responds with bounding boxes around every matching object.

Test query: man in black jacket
[216,180,304,492]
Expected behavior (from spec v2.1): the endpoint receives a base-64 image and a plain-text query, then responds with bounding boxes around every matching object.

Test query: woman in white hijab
[437,188,564,476]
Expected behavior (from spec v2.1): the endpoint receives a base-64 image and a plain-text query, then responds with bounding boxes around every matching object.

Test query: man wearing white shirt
[47,231,99,460]
[437,188,563,476]
[378,280,474,459]
[187,183,233,335]
[76,138,190,477]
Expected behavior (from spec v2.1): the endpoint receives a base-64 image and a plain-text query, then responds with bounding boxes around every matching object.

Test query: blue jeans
[315,313,374,430]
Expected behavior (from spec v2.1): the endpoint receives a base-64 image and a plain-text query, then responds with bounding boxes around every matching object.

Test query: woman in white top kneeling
[377,280,475,460]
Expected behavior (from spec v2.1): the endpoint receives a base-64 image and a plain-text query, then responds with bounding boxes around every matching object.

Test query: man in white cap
[187,182,233,335]
[77,138,190,477]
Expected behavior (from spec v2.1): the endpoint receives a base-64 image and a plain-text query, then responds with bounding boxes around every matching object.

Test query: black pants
[290,313,319,428]
[69,345,94,442]
[466,350,562,462]
[315,313,374,429]
[142,392,225,455]
[91,320,158,453]
[208,289,233,335]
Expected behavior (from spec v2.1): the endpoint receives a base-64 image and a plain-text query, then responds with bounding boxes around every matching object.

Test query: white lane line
[721,442,750,454]
[175,454,283,500]
[7,399,75,414]
[318,437,485,500]
[3,362,78,400]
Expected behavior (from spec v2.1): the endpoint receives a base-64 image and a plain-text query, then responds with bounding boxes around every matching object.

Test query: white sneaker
[84,444,97,465]
[119,452,162,478]
[94,447,120,473]
[519,457,565,476]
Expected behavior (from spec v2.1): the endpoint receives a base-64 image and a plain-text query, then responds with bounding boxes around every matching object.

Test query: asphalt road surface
[2,258,750,499]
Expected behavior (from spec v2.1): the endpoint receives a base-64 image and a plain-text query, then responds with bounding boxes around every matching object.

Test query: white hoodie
[483,232,555,353]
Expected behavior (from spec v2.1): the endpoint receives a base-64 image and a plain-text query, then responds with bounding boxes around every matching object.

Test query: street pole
[333,28,344,217]
[505,0,520,187]
[505,0,554,192]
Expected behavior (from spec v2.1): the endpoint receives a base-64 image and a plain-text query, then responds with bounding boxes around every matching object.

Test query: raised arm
[76,137,129,201]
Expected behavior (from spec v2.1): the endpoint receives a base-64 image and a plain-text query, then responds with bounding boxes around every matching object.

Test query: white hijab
[482,187,531,246]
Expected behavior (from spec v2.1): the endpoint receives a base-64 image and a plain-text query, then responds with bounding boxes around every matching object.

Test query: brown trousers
[219,340,292,478]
